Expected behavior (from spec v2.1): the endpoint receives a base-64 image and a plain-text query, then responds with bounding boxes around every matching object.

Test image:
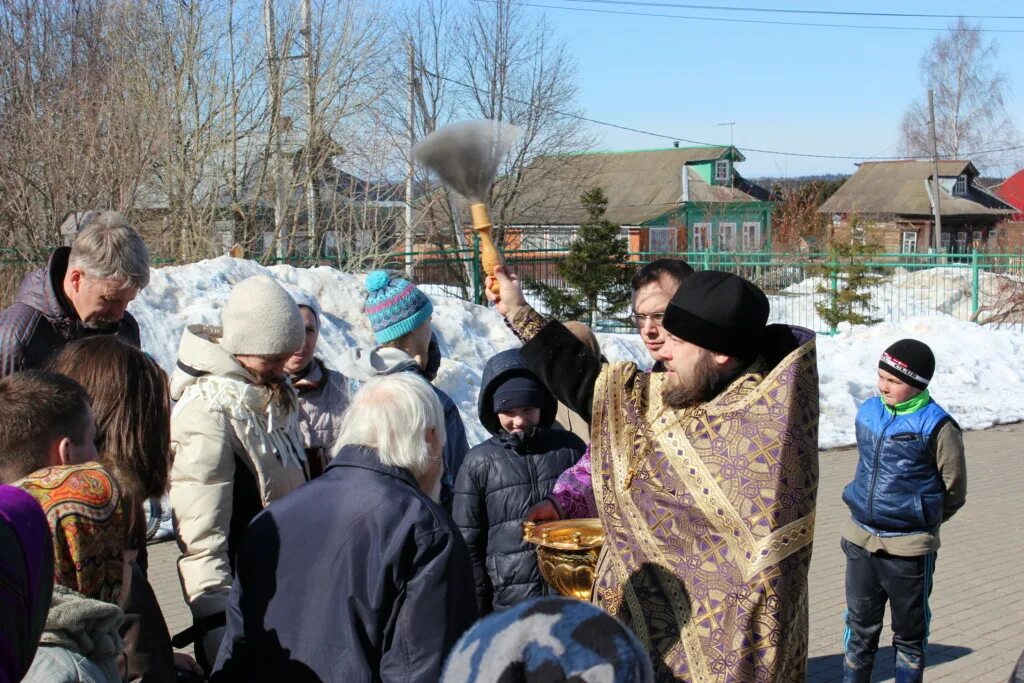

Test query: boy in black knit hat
[840,339,967,683]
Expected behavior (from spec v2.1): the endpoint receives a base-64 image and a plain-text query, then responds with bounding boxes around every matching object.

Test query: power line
[417,66,1024,161]
[555,0,1024,21]
[480,0,1024,33]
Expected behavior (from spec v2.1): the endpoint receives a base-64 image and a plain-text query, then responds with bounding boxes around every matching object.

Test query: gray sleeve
[934,420,967,522]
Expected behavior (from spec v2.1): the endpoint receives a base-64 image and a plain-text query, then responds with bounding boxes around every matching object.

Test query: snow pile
[769,266,1022,333]
[132,257,1024,449]
[816,317,1024,448]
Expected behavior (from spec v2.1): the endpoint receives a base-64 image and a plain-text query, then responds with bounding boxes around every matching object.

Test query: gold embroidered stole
[591,340,819,682]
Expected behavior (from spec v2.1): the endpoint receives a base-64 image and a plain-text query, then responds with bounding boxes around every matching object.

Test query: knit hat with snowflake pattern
[362,270,434,344]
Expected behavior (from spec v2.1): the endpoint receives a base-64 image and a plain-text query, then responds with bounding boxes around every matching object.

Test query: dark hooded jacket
[452,350,586,615]
[212,445,477,683]
[0,247,142,377]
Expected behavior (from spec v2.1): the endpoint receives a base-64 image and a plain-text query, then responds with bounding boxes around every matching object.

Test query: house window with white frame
[520,227,574,250]
[972,230,984,250]
[941,232,951,252]
[648,227,677,253]
[741,222,761,251]
[953,174,968,196]
[956,231,968,253]
[718,222,737,251]
[989,229,999,248]
[714,159,730,183]
[901,230,918,254]
[692,223,710,251]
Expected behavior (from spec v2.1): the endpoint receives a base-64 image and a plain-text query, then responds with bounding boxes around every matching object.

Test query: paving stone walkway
[149,422,1024,680]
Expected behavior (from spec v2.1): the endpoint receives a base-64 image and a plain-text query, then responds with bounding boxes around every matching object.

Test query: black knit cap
[661,270,770,360]
[879,339,934,390]
[492,375,546,413]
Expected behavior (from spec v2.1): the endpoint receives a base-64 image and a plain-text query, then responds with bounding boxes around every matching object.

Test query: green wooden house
[496,145,774,253]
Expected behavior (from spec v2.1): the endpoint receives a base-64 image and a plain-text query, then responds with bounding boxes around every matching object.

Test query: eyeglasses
[629,311,665,327]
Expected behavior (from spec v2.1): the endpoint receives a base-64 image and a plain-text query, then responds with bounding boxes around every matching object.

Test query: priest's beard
[662,350,741,410]
[253,374,294,410]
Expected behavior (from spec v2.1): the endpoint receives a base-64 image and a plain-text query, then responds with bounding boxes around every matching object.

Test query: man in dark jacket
[212,372,476,683]
[453,349,586,615]
[0,211,149,377]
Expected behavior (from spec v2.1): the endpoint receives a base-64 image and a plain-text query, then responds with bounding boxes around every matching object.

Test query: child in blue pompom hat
[362,270,434,344]
[339,270,469,509]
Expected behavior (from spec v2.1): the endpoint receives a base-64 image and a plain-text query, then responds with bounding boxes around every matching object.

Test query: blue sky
[519,0,1024,177]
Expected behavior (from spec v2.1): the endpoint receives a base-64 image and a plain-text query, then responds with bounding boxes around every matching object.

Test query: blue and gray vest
[842,397,952,534]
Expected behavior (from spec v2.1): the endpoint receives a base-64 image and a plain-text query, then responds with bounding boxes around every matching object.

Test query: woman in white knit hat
[167,274,309,673]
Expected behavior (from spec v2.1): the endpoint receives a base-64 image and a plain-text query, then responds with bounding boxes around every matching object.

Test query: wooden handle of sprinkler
[470,203,502,294]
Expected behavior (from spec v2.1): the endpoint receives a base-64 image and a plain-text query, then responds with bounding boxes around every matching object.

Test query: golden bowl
[523,519,604,601]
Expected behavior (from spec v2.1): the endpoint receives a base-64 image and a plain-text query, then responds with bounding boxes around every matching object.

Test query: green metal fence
[5,245,1024,335]
[399,245,1024,335]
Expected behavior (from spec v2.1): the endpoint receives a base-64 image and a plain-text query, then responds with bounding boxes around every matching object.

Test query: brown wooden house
[818,160,1015,253]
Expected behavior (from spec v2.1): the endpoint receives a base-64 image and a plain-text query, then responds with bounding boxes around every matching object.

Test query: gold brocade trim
[508,305,547,342]
[653,421,816,581]
[593,362,716,681]
[591,340,819,682]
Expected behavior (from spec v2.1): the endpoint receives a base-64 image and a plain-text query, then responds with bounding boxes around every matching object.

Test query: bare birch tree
[392,0,593,271]
[899,18,1022,173]
[455,0,594,244]
[0,0,161,254]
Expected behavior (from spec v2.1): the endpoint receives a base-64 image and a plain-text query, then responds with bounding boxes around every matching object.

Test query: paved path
[149,422,1024,680]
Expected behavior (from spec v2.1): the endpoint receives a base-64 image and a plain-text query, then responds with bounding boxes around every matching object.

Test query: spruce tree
[813,216,887,331]
[526,188,633,327]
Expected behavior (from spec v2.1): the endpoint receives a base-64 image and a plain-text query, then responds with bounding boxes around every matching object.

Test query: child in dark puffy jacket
[840,339,967,683]
[453,349,585,615]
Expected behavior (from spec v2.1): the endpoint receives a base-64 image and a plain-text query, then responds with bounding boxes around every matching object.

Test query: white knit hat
[221,275,304,356]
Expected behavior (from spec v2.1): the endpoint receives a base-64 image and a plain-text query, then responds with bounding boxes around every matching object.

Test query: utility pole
[301,0,319,258]
[405,36,416,278]
[928,89,943,253]
[264,0,289,260]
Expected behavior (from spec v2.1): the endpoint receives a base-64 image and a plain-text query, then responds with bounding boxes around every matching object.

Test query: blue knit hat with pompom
[363,270,434,344]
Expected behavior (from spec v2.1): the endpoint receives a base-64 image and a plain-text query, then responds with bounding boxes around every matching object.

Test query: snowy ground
[770,266,1024,333]
[132,257,1024,450]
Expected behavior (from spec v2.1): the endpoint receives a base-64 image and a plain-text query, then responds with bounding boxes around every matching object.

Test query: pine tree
[813,216,887,330]
[526,188,633,327]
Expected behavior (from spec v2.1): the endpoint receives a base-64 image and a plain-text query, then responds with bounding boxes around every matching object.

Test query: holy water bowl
[522,519,604,601]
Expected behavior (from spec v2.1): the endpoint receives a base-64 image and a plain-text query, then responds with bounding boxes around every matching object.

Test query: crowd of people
[0,211,972,683]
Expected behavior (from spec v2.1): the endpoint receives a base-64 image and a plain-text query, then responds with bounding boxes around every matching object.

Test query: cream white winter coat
[168,325,308,659]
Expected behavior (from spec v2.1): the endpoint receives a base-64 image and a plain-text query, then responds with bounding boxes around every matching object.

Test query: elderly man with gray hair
[212,372,477,682]
[0,210,150,376]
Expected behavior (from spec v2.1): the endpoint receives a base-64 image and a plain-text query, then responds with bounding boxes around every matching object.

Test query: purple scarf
[0,485,54,683]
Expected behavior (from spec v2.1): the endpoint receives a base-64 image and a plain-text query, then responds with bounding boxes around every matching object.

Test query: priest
[487,267,819,682]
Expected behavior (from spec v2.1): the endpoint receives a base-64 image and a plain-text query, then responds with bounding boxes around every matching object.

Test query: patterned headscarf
[17,464,127,604]
[442,597,654,683]
[0,485,55,683]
